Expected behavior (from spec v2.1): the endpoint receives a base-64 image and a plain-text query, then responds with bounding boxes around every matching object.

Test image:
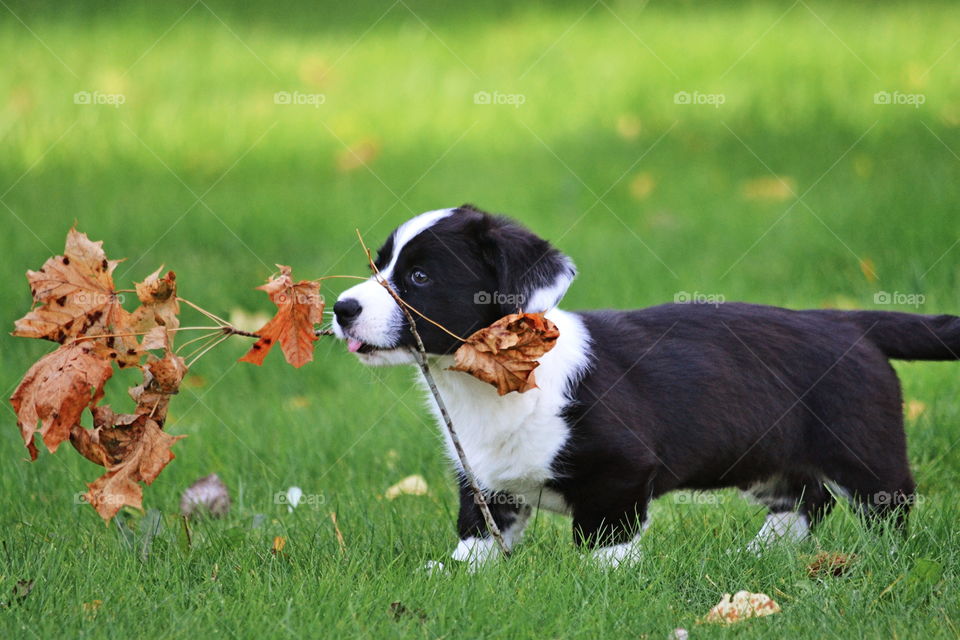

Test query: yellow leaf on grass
[906,400,927,421]
[741,176,795,202]
[859,258,878,283]
[385,475,429,500]
[629,172,656,200]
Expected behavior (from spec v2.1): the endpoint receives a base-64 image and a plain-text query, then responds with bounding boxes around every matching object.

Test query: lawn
[2,0,960,637]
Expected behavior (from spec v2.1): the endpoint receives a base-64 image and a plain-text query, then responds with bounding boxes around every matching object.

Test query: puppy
[333,205,959,568]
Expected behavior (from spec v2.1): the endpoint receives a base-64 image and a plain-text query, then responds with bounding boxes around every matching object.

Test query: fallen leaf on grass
[272,536,287,555]
[239,265,324,368]
[12,579,34,605]
[906,399,927,421]
[180,473,231,518]
[390,601,427,622]
[702,590,780,624]
[806,551,857,578]
[450,312,559,395]
[385,475,429,500]
[741,176,795,202]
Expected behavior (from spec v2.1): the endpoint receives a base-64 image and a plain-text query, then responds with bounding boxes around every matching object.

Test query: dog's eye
[409,269,429,286]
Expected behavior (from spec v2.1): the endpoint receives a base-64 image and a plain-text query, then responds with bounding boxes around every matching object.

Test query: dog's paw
[420,560,447,576]
[589,538,642,569]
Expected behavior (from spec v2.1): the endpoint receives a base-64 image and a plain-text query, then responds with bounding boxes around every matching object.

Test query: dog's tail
[815,310,960,361]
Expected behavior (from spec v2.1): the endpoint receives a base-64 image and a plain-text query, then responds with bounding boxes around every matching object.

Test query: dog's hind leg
[744,474,834,554]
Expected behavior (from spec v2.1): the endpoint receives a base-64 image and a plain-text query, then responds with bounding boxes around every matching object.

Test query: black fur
[352,206,960,550]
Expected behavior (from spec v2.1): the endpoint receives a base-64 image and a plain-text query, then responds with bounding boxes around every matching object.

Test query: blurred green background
[2,1,960,637]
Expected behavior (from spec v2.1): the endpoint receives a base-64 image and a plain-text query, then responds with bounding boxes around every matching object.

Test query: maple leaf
[82,416,184,520]
[239,265,324,368]
[450,313,560,395]
[128,267,180,350]
[10,341,114,460]
[13,228,129,346]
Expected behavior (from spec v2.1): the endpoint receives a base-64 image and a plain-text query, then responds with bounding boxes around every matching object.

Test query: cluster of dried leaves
[9,230,324,522]
[9,228,559,522]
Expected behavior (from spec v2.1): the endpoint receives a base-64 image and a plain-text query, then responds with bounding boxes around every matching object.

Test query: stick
[355,230,510,558]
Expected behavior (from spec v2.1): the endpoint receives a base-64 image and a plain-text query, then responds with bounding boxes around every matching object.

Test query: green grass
[2,0,960,637]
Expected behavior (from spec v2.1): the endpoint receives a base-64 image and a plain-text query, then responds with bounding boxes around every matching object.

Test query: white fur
[746,511,809,554]
[333,209,454,361]
[590,518,649,569]
[524,255,576,313]
[450,506,531,570]
[424,308,591,509]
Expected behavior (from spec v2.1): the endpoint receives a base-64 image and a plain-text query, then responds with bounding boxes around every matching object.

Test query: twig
[355,229,509,558]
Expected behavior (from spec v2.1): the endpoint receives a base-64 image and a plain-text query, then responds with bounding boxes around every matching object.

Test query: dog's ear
[478,213,576,315]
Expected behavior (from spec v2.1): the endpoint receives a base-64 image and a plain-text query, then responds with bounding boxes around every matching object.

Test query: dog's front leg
[449,477,531,571]
[573,501,649,569]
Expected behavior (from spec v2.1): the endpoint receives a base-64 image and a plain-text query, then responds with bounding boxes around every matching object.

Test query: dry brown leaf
[239,265,324,368]
[806,551,857,578]
[13,228,129,345]
[450,313,560,395]
[702,590,780,624]
[10,341,114,459]
[84,416,186,521]
[128,267,180,350]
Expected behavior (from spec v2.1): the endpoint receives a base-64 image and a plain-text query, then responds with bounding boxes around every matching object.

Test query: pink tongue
[347,338,363,353]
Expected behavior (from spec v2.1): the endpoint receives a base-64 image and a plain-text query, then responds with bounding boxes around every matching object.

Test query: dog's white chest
[422,309,590,511]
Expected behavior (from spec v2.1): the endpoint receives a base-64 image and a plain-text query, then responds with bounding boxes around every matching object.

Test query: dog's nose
[334,298,362,325]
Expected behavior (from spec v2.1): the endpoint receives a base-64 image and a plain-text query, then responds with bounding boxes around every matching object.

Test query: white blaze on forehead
[334,208,455,350]
[380,208,455,279]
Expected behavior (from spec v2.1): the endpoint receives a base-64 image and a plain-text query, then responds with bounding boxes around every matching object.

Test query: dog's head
[333,205,576,365]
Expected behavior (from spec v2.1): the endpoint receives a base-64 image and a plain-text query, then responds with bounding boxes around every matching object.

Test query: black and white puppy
[333,205,960,568]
